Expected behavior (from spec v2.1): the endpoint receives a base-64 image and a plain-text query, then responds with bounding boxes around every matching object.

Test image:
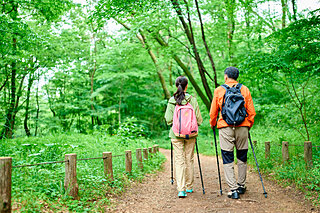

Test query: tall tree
[0,0,72,138]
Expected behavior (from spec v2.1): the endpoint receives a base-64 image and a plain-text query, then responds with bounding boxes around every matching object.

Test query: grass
[154,123,320,206]
[0,132,166,212]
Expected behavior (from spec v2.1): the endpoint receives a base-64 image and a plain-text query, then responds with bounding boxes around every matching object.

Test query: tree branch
[0,74,9,92]
[113,18,171,99]
[176,0,212,100]
[238,0,276,31]
[194,0,218,88]
[167,31,195,59]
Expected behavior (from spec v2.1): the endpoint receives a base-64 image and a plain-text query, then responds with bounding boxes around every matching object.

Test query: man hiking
[209,67,256,199]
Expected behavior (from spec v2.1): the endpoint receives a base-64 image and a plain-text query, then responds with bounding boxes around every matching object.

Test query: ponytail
[174,76,188,105]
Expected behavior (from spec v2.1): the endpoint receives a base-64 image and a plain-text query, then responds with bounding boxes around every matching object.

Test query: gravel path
[107,148,318,213]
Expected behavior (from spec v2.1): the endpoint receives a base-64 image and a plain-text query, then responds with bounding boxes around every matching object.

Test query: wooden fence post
[265,141,270,159]
[143,148,148,160]
[148,147,152,155]
[64,154,79,200]
[136,148,143,170]
[125,150,132,173]
[152,145,157,154]
[0,157,12,213]
[282,141,289,163]
[103,152,113,181]
[253,140,257,147]
[304,141,313,169]
[155,145,159,153]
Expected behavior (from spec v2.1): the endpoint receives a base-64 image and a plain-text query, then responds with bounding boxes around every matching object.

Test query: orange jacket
[209,79,256,129]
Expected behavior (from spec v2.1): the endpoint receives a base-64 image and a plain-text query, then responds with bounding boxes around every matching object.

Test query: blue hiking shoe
[186,189,193,193]
[178,191,187,198]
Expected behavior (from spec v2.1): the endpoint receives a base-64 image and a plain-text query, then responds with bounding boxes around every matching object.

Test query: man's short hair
[224,67,239,80]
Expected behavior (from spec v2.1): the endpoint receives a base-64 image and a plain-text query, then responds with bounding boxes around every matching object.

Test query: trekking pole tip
[203,189,205,195]
[264,192,268,198]
[220,190,223,195]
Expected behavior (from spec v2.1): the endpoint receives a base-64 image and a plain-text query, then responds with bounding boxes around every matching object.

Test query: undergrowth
[0,133,165,212]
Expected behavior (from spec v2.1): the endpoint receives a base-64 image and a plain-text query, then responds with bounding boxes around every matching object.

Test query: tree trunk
[169,60,173,87]
[154,34,211,111]
[24,73,33,137]
[0,74,8,92]
[171,0,213,101]
[114,18,211,110]
[35,72,40,136]
[244,0,251,49]
[11,74,26,133]
[114,18,171,100]
[96,116,102,125]
[118,81,122,125]
[3,41,17,139]
[138,31,171,99]
[2,3,18,139]
[194,0,219,88]
[153,34,211,110]
[291,0,297,21]
[281,0,287,28]
[226,0,236,64]
[46,87,56,118]
[90,35,97,128]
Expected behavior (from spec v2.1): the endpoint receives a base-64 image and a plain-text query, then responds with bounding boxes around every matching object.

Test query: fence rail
[272,143,320,148]
[263,141,315,168]
[0,144,160,212]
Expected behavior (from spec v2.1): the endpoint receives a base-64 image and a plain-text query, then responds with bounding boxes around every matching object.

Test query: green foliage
[247,125,320,206]
[116,117,148,142]
[1,133,165,211]
[1,0,319,208]
[240,15,320,141]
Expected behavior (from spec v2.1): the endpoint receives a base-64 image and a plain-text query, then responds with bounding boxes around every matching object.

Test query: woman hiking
[165,76,203,198]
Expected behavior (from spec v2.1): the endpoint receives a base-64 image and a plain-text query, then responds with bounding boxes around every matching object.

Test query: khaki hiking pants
[219,126,249,190]
[171,138,196,192]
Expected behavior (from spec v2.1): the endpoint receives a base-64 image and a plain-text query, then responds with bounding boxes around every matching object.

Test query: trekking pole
[195,139,205,194]
[213,128,223,195]
[248,132,268,198]
[164,118,174,185]
[171,141,174,185]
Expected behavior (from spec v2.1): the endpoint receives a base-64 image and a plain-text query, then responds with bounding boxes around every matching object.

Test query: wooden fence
[263,141,318,168]
[0,145,160,213]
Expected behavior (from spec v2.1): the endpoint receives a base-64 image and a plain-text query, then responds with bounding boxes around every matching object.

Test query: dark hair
[224,67,239,80]
[174,76,188,105]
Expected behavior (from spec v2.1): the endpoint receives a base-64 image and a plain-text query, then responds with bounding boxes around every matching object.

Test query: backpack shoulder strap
[236,83,243,89]
[170,95,192,106]
[220,85,230,109]
[186,95,192,102]
[221,84,230,91]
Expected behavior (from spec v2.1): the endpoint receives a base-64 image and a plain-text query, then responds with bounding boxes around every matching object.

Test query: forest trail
[107,148,318,213]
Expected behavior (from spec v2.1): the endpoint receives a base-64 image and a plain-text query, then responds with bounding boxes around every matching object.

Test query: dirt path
[107,149,318,213]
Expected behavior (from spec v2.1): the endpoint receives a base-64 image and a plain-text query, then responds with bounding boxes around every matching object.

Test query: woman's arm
[164,100,175,126]
[192,97,203,126]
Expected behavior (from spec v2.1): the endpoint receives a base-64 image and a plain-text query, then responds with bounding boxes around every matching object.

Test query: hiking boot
[227,190,239,199]
[178,191,187,198]
[237,183,246,194]
[186,189,193,193]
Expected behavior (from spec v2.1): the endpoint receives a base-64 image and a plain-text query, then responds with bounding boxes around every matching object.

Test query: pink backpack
[172,101,198,139]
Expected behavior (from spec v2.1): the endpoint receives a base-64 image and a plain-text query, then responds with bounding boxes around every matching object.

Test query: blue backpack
[221,83,248,126]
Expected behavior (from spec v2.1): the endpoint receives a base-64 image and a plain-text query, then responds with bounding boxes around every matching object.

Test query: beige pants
[219,127,249,190]
[171,138,196,192]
